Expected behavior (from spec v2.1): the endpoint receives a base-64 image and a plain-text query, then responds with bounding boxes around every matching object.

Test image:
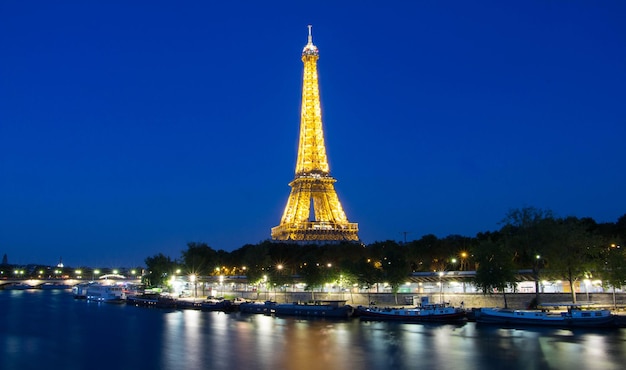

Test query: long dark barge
[355,302,466,323]
[126,294,177,309]
[239,300,354,318]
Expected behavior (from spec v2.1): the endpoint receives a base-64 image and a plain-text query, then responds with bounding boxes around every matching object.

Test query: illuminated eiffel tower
[271,26,359,242]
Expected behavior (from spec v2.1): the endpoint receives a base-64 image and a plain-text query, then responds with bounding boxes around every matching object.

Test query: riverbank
[234,291,626,311]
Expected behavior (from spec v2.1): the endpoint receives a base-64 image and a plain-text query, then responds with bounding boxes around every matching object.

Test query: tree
[380,243,411,304]
[616,214,626,243]
[180,242,217,276]
[144,253,176,287]
[299,260,326,300]
[473,239,517,308]
[500,207,554,303]
[351,257,383,305]
[602,245,626,308]
[406,234,441,272]
[544,217,601,303]
[239,243,271,284]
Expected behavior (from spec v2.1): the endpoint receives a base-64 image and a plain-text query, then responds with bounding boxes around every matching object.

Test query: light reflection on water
[1,290,626,370]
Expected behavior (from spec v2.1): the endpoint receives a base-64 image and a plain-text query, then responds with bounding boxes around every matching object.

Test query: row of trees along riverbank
[144,207,626,306]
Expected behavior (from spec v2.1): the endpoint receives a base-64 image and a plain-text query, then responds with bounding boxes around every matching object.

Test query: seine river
[1,289,626,370]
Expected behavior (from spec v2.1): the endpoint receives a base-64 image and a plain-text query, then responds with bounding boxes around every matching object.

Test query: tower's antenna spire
[302,24,318,56]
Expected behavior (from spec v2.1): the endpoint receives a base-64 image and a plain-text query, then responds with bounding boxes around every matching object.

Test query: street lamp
[460,252,468,271]
[339,274,347,301]
[219,275,224,297]
[438,271,444,303]
[190,274,197,298]
[534,255,542,304]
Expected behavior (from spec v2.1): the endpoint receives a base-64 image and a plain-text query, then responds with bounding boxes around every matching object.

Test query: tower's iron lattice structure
[271,26,359,242]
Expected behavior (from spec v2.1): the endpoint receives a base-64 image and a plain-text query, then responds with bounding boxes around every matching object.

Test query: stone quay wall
[239,291,626,310]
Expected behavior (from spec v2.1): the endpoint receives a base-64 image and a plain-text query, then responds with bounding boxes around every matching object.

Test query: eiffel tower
[271,26,359,242]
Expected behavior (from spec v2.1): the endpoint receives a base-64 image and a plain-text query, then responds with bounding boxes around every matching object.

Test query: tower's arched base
[271,222,359,242]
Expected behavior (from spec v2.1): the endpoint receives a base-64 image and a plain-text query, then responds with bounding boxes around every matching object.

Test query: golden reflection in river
[161,310,229,369]
[162,311,188,369]
[224,316,367,370]
[153,309,625,370]
[275,318,366,370]
[206,311,231,367]
[181,310,202,370]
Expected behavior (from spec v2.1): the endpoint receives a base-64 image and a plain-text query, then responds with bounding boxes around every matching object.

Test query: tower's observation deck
[271,26,359,242]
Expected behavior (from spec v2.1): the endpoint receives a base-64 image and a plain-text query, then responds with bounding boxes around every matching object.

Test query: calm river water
[1,289,626,370]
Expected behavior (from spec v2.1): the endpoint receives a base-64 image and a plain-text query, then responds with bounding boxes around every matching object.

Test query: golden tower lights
[271,26,359,242]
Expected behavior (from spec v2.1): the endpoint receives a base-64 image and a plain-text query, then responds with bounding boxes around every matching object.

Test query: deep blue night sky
[1,1,625,267]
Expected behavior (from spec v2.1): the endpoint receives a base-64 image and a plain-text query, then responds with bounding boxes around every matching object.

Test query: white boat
[474,306,616,328]
[85,284,126,303]
[72,283,89,299]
